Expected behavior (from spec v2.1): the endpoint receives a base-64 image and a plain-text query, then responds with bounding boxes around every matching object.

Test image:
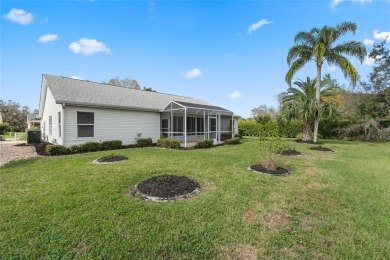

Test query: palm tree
[285,21,366,143]
[282,77,342,141]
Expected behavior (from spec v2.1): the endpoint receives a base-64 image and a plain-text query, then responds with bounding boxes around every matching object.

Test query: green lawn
[0,138,389,258]
[2,132,27,141]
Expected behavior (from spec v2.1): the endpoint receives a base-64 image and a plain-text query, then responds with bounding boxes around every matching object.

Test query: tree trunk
[313,64,322,143]
[302,122,312,141]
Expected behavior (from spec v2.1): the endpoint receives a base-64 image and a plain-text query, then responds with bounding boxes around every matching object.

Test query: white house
[39,74,239,147]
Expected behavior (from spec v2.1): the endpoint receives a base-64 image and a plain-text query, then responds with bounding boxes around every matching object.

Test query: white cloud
[40,18,49,23]
[229,91,242,99]
[363,54,382,65]
[69,38,111,56]
[37,34,58,44]
[3,8,33,25]
[373,30,390,40]
[69,76,83,80]
[247,19,271,34]
[183,68,202,79]
[330,0,372,7]
[363,38,375,46]
[328,65,337,72]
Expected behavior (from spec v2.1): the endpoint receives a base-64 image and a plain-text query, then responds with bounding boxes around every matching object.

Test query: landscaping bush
[221,134,232,141]
[101,140,122,150]
[0,123,9,135]
[80,141,101,152]
[137,137,153,147]
[157,138,181,149]
[238,121,262,136]
[68,145,82,154]
[234,133,242,139]
[46,144,69,156]
[338,119,390,141]
[278,120,303,138]
[259,126,287,171]
[193,139,214,149]
[224,137,240,145]
[34,142,51,156]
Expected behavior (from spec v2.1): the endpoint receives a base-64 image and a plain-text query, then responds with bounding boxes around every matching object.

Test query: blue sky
[1,0,389,118]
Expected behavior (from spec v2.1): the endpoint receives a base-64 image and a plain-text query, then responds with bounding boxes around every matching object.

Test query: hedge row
[45,140,123,156]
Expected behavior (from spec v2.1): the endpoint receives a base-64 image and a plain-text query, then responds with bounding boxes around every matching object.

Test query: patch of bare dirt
[0,141,37,167]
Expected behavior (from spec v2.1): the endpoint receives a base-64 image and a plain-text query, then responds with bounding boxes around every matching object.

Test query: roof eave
[56,101,161,112]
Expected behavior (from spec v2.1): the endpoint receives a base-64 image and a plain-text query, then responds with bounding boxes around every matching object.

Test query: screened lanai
[160,101,235,147]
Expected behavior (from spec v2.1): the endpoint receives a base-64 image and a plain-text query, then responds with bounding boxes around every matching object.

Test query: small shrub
[68,145,82,154]
[234,133,242,139]
[0,123,9,135]
[157,138,181,149]
[259,126,287,171]
[221,134,232,141]
[80,141,101,152]
[101,140,122,150]
[193,139,214,149]
[46,144,69,156]
[137,137,153,147]
[224,137,241,145]
[34,142,51,156]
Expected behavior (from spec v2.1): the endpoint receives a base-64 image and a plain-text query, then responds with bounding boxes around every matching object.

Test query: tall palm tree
[285,21,366,142]
[282,77,342,141]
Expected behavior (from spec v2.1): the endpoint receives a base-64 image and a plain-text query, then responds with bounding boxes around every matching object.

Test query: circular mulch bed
[131,174,200,202]
[248,165,290,176]
[279,149,303,156]
[295,140,323,145]
[93,155,128,164]
[309,146,334,152]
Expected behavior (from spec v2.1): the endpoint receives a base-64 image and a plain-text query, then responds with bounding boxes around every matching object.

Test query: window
[49,116,52,135]
[173,116,183,136]
[161,119,168,137]
[210,118,216,131]
[77,112,94,137]
[58,112,61,137]
[186,117,196,135]
[197,118,204,134]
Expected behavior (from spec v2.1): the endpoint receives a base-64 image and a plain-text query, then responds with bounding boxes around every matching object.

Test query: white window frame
[58,111,61,137]
[77,111,95,138]
[49,116,52,135]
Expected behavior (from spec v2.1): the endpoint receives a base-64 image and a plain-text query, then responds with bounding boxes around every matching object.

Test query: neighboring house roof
[27,113,40,122]
[41,74,224,113]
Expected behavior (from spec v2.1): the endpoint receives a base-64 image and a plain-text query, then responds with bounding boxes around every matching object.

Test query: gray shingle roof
[27,113,39,121]
[43,74,227,112]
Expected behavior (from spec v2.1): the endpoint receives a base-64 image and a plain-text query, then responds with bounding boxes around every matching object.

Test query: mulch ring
[295,139,323,145]
[248,165,290,176]
[93,155,128,164]
[131,174,200,202]
[309,146,334,152]
[279,149,303,156]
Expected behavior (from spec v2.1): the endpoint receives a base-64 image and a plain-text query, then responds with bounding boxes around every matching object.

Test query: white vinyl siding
[40,86,64,145]
[63,106,160,147]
